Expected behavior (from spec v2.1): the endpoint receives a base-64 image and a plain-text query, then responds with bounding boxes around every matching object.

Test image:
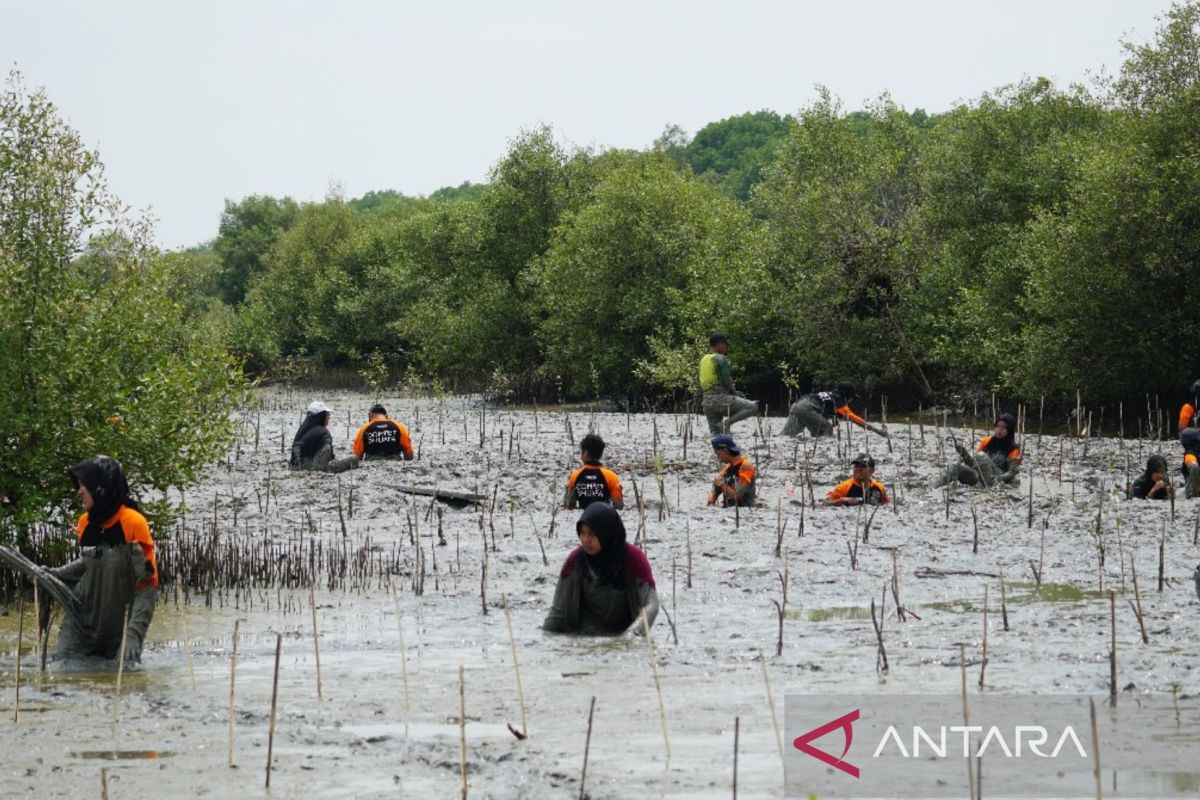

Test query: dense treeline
[179,3,1199,410]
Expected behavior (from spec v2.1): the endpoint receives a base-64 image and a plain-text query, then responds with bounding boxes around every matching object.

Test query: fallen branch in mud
[392,484,485,508]
[914,566,998,580]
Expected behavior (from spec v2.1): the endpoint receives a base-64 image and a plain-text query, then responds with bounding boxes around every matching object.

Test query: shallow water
[1,390,1198,798]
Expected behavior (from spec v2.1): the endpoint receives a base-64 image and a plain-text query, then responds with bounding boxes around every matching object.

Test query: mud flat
[2,388,1198,798]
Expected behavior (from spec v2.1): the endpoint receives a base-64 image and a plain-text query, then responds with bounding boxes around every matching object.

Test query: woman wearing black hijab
[48,455,158,663]
[1128,455,1171,500]
[543,503,659,636]
[290,400,358,473]
[937,412,1022,487]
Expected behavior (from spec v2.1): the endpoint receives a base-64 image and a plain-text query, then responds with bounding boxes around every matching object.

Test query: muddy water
[2,389,1199,798]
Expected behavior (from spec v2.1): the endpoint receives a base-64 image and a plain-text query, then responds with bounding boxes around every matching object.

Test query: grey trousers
[53,544,156,663]
[781,397,833,437]
[936,453,1016,488]
[702,392,759,435]
[1186,463,1200,499]
[296,444,359,474]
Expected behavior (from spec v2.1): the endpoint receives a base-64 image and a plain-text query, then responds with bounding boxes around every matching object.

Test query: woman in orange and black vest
[50,455,158,663]
[707,434,757,508]
[937,412,1022,488]
[826,453,889,506]
[564,434,624,510]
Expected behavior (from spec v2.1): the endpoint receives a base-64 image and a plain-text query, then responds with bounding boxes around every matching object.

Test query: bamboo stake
[999,568,1010,631]
[101,767,109,800]
[1109,591,1117,706]
[640,608,670,765]
[309,582,323,700]
[228,620,239,767]
[960,644,974,800]
[392,588,412,734]
[579,697,596,800]
[459,664,468,800]
[685,521,693,589]
[12,591,24,724]
[760,651,784,782]
[266,633,282,788]
[1131,555,1149,645]
[180,599,196,691]
[1089,697,1102,800]
[978,585,989,690]
[502,596,528,738]
[112,604,130,732]
[732,716,740,799]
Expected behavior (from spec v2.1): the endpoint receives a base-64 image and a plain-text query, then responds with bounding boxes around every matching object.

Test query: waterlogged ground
[2,388,1199,798]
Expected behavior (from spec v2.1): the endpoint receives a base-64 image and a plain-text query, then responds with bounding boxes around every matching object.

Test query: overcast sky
[2,0,1173,249]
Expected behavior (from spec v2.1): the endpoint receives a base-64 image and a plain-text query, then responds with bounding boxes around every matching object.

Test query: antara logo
[793,709,861,778]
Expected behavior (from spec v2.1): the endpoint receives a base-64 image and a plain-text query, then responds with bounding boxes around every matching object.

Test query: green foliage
[0,73,246,532]
[213,195,299,305]
[660,111,795,201]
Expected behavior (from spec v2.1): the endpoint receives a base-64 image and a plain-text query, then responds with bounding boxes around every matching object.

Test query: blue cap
[710,434,741,454]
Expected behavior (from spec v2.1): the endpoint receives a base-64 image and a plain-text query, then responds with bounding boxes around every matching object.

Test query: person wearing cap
[1128,454,1172,500]
[826,454,890,506]
[698,332,759,435]
[46,455,158,663]
[1180,428,1200,498]
[1179,380,1200,433]
[543,503,658,636]
[781,382,887,439]
[936,412,1022,488]
[707,434,757,508]
[564,433,624,510]
[352,404,414,461]
[291,401,358,473]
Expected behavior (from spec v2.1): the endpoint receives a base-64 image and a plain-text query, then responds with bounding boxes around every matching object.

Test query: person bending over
[543,503,658,636]
[781,382,887,439]
[564,433,624,510]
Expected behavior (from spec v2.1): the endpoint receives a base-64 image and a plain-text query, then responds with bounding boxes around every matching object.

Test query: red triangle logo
[792,708,861,778]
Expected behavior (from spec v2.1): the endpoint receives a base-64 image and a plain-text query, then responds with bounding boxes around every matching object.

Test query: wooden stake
[732,716,740,799]
[978,586,989,690]
[1109,591,1117,706]
[685,520,693,589]
[112,604,130,732]
[760,651,784,783]
[459,664,468,799]
[309,582,323,700]
[870,592,888,674]
[266,633,282,788]
[228,620,239,767]
[999,568,1010,631]
[12,591,24,724]
[180,599,196,691]
[1131,554,1149,645]
[1089,697,1102,800]
[393,588,412,733]
[579,697,596,800]
[640,608,671,765]
[502,596,528,738]
[960,644,974,800]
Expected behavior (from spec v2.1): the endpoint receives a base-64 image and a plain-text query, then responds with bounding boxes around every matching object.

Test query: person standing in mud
[1128,454,1172,500]
[1179,380,1200,433]
[780,382,887,439]
[352,404,414,461]
[698,332,759,435]
[1180,428,1200,498]
[936,412,1022,488]
[707,433,757,508]
[543,503,658,636]
[45,455,158,663]
[291,401,358,473]
[825,453,890,506]
[563,433,624,510]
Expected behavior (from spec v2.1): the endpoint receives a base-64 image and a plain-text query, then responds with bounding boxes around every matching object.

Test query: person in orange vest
[826,453,890,506]
[707,434,757,508]
[937,412,1022,487]
[563,434,624,510]
[352,404,414,461]
[1179,380,1200,433]
[48,455,158,663]
[781,382,887,439]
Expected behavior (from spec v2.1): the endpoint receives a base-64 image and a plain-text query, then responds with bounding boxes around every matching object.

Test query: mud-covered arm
[542,570,578,633]
[50,556,88,587]
[623,584,660,636]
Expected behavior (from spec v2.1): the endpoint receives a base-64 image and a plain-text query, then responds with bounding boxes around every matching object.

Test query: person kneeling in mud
[352,404,414,461]
[936,412,1022,488]
[291,401,358,473]
[707,434,757,508]
[826,453,890,506]
[543,503,658,636]
[563,433,624,510]
[780,382,887,439]
[1128,455,1172,500]
[45,456,158,663]
[1180,428,1200,499]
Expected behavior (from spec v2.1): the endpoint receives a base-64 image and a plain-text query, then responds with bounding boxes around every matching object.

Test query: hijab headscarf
[1142,454,1168,478]
[984,412,1019,457]
[576,502,629,589]
[67,455,137,544]
[292,410,329,445]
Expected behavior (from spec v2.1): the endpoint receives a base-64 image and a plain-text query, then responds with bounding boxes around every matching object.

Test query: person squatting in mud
[1128,454,1172,500]
[44,456,158,663]
[1180,427,1200,499]
[291,401,358,473]
[563,433,624,510]
[780,382,888,439]
[698,332,759,436]
[825,453,890,506]
[542,503,658,636]
[707,433,757,508]
[352,403,414,461]
[937,412,1022,488]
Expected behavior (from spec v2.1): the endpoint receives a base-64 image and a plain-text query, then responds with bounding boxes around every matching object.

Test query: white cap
[306,401,330,416]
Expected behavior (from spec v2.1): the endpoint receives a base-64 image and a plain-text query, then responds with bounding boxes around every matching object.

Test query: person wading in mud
[698,332,759,436]
[707,433,757,508]
[936,412,1022,488]
[543,503,658,636]
[1180,428,1200,498]
[563,433,624,510]
[352,404,413,461]
[1179,379,1200,433]
[1128,454,1172,500]
[825,453,890,506]
[780,382,887,439]
[41,455,158,663]
[291,401,358,473]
